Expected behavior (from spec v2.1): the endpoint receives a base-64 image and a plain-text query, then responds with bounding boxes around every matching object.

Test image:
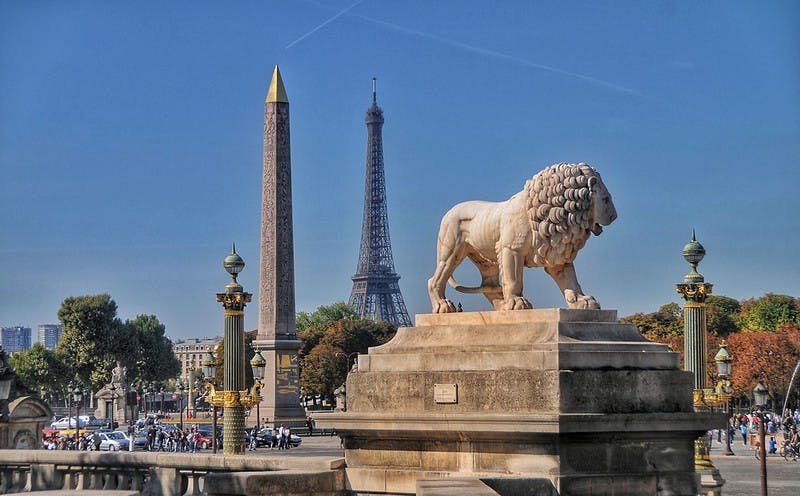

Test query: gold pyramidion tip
[266,65,289,103]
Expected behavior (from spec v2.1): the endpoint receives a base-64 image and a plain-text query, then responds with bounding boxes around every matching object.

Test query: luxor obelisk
[253,66,306,426]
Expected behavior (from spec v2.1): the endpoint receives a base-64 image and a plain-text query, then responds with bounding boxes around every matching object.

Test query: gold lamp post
[714,342,734,456]
[250,351,266,431]
[201,351,219,454]
[206,244,261,455]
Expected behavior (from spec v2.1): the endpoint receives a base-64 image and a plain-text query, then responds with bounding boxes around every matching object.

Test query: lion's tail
[448,277,499,294]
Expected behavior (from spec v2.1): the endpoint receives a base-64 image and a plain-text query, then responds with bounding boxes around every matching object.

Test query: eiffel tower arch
[348,79,412,328]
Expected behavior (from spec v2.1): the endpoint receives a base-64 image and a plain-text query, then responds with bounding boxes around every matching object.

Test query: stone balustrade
[0,450,344,495]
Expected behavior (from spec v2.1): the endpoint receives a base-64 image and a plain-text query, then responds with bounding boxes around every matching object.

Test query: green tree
[705,295,741,337]
[738,294,799,332]
[9,343,70,401]
[56,294,118,390]
[299,318,396,401]
[116,315,181,385]
[297,302,359,357]
[296,302,358,333]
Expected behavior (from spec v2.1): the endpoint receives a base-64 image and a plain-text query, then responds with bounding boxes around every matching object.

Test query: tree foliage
[621,302,683,339]
[51,294,176,393]
[116,314,180,386]
[9,343,70,399]
[299,318,396,400]
[738,294,799,332]
[55,294,118,390]
[706,295,741,337]
[296,302,358,334]
[297,302,359,357]
[728,326,800,398]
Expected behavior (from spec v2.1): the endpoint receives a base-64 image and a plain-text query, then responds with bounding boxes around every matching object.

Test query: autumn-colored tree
[728,328,800,401]
[621,303,683,338]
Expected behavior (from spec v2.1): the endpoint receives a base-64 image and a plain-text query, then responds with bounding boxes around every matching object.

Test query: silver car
[50,417,86,430]
[96,431,130,451]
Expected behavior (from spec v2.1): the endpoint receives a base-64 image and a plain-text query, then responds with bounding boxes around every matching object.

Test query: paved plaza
[709,437,798,496]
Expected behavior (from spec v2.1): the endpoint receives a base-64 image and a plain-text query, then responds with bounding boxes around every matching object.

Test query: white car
[96,431,130,451]
[50,417,86,429]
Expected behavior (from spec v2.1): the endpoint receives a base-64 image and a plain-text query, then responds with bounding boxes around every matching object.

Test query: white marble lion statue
[428,162,617,313]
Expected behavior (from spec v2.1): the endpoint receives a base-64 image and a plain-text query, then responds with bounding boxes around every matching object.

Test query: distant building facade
[173,338,220,380]
[38,324,63,350]
[1,326,32,353]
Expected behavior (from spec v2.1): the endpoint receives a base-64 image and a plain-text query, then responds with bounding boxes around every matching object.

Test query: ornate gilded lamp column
[676,231,724,493]
[209,245,261,455]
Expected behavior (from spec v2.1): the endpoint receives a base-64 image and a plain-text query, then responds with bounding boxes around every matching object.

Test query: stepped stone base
[315,309,722,495]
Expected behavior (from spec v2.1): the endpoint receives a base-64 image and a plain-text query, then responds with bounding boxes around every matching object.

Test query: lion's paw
[432,299,457,313]
[502,296,533,311]
[565,290,600,310]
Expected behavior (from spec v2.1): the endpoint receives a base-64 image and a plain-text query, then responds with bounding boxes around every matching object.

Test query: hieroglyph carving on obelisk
[254,66,305,425]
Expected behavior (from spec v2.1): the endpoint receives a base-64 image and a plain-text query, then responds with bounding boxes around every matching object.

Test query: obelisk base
[253,339,307,428]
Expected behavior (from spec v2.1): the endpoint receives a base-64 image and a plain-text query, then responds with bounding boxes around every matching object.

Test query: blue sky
[1,1,798,340]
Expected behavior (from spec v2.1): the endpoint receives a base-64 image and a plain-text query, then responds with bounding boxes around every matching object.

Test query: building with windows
[1,326,32,353]
[173,338,220,380]
[38,324,63,350]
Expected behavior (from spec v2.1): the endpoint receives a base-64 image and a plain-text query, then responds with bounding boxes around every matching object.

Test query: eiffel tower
[348,79,412,328]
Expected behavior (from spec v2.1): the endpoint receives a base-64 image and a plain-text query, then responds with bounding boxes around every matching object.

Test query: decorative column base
[223,404,246,455]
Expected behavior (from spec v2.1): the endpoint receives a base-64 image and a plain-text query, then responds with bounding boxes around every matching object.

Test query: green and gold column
[675,231,716,472]
[215,245,253,455]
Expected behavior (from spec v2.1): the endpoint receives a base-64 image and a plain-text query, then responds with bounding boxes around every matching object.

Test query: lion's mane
[525,162,601,266]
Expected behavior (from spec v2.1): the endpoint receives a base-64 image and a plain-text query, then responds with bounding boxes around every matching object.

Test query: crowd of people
[41,431,104,451]
[710,407,800,457]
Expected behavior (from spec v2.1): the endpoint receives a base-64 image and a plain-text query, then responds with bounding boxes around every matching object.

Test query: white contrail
[351,12,643,97]
[286,0,366,49]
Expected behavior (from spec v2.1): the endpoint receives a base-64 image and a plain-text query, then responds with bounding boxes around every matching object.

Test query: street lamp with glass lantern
[72,384,83,439]
[250,350,266,431]
[714,341,734,456]
[753,381,769,496]
[177,381,185,431]
[109,384,118,430]
[66,382,74,431]
[202,350,219,454]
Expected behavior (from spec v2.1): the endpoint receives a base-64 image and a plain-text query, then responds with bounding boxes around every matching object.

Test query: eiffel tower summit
[348,79,412,328]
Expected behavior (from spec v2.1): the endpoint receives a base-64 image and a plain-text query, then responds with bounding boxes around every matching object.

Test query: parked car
[94,431,130,451]
[252,427,301,448]
[50,417,86,430]
[79,415,105,427]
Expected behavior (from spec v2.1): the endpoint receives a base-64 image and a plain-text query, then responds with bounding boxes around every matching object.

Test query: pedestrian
[740,422,748,445]
[768,436,777,454]
[248,426,258,451]
[306,416,314,436]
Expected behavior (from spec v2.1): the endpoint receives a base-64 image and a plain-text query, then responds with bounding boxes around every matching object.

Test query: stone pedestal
[315,309,722,495]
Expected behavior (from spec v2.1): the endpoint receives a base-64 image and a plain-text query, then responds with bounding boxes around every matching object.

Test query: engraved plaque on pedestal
[434,383,458,404]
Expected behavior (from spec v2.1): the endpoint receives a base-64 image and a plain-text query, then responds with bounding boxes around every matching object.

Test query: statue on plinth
[428,162,617,313]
